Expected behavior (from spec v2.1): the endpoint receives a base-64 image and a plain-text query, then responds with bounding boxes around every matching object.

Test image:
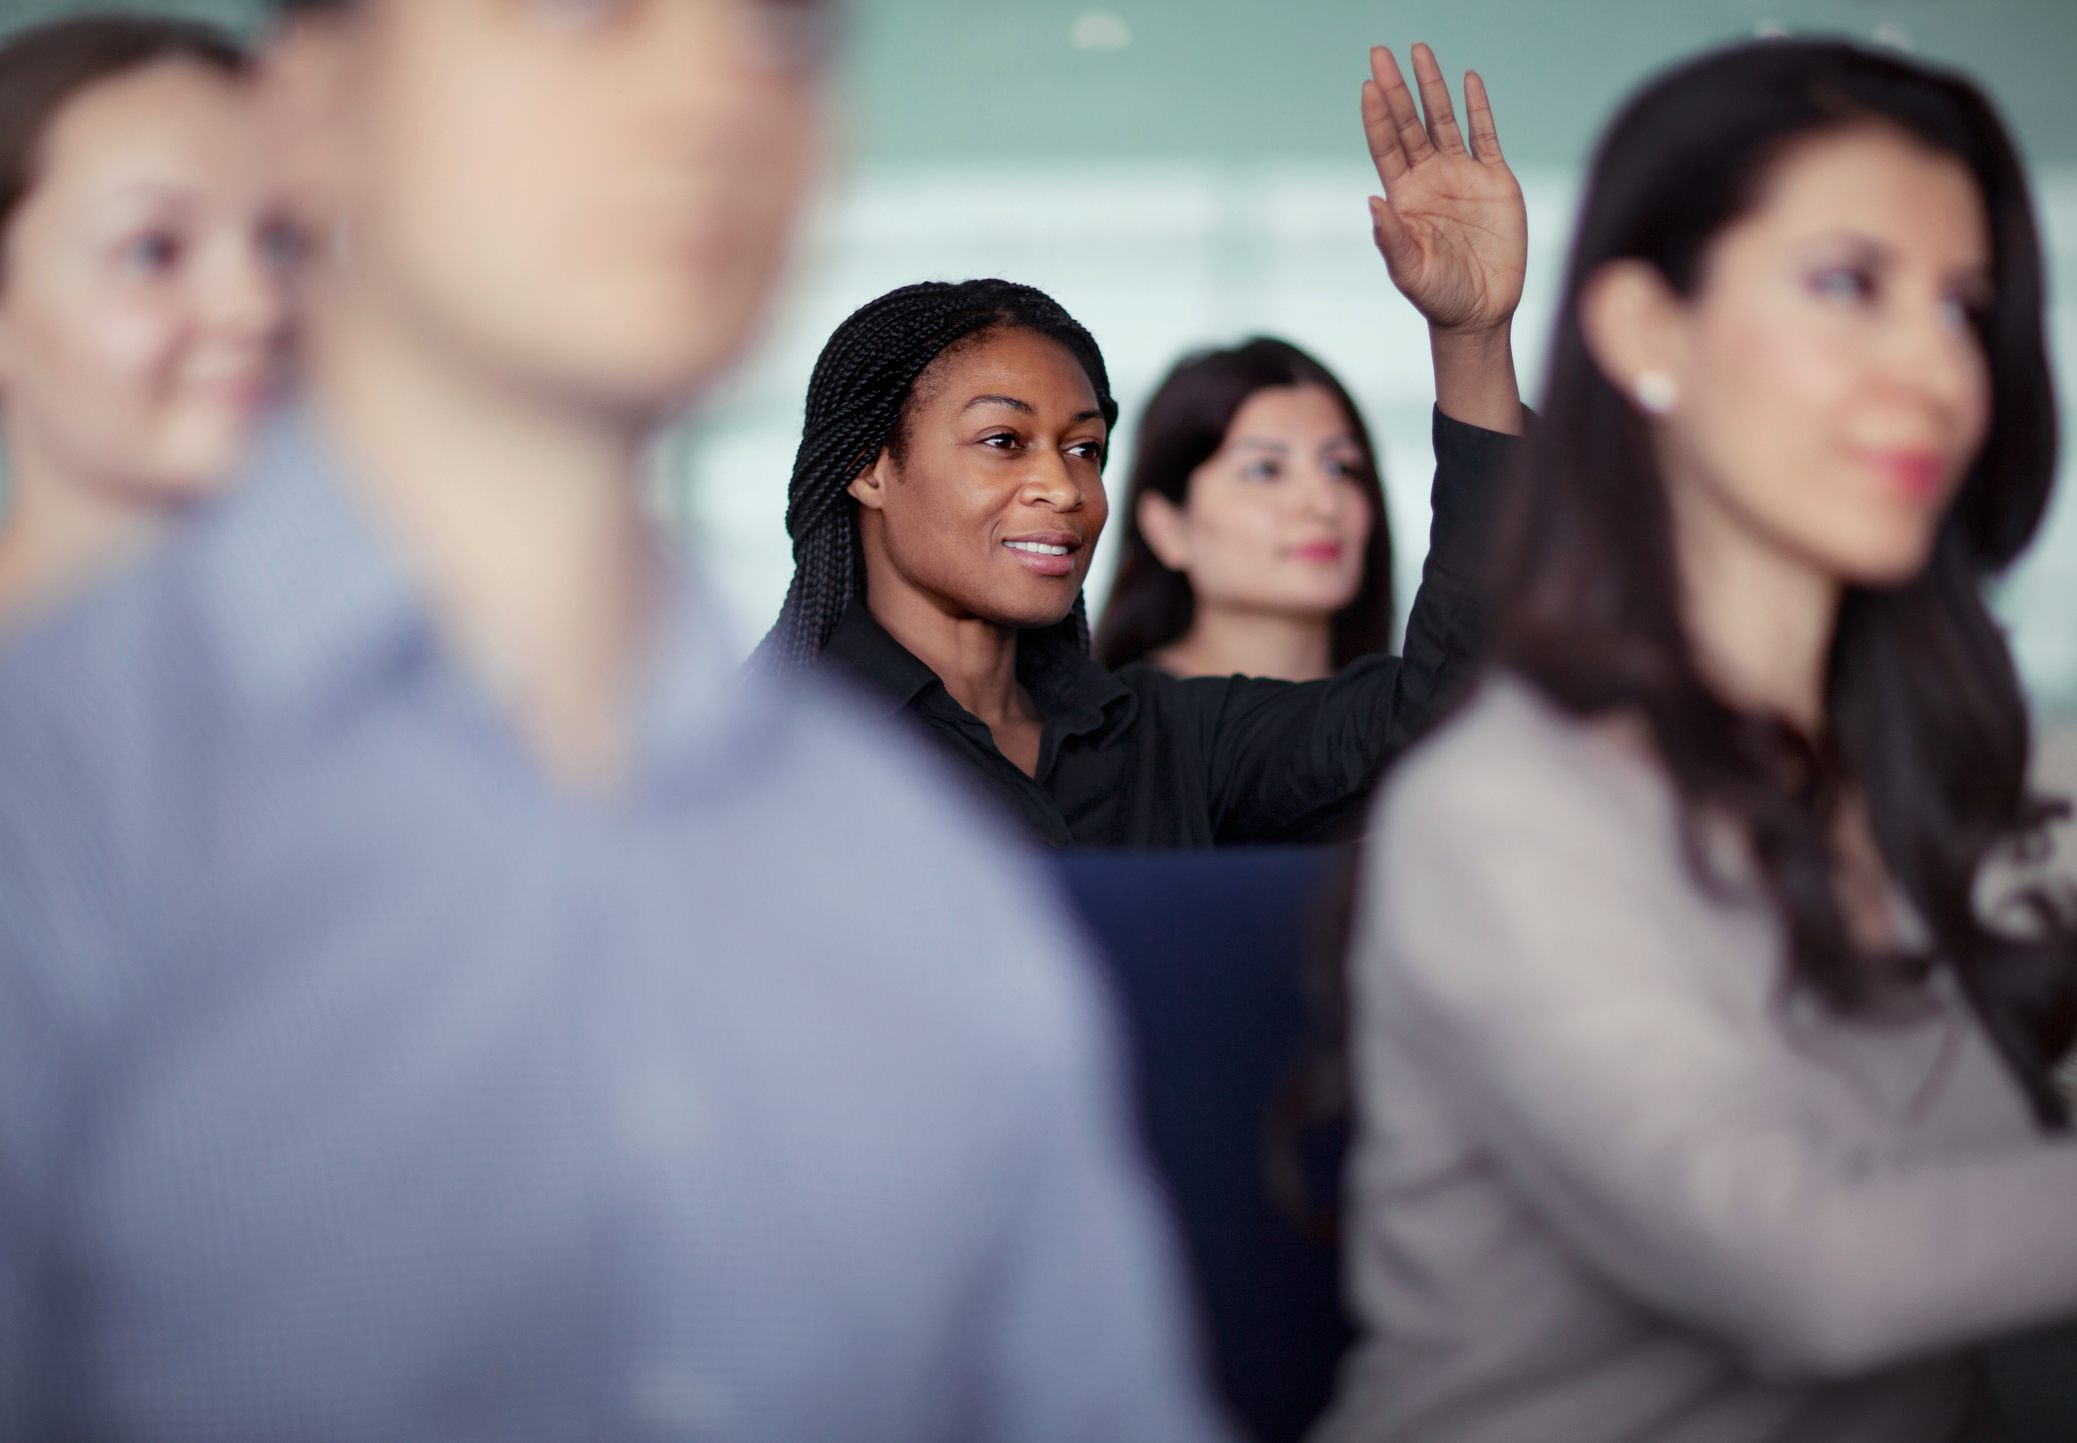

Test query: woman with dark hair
[1095,337,1395,681]
[0,14,294,628]
[758,44,1526,848]
[1322,37,2077,1443]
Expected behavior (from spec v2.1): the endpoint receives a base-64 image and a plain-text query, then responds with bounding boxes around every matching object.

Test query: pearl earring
[1636,371,1679,415]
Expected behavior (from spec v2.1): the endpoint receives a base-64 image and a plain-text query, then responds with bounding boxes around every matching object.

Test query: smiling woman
[752,42,1530,849]
[0,15,293,630]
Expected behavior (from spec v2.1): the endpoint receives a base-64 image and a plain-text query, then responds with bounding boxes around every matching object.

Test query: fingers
[1361,78,1408,184]
[1464,69,1505,164]
[1368,45,1435,169]
[1408,42,1468,156]
[1368,195,1423,282]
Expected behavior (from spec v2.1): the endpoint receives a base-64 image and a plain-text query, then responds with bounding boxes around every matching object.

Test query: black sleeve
[1188,407,1519,844]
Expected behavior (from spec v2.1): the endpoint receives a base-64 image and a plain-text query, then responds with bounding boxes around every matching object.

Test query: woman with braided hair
[757,43,1525,848]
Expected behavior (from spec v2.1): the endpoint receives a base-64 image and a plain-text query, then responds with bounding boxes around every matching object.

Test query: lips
[1002,531,1083,579]
[1853,448,1949,503]
[1291,540,1345,564]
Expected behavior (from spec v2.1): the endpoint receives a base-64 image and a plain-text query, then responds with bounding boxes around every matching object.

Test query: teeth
[1006,541,1070,556]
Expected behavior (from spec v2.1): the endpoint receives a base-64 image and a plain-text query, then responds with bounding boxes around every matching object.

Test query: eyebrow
[960,394,1106,426]
[1233,435,1361,453]
[1806,229,1993,288]
[961,393,1033,416]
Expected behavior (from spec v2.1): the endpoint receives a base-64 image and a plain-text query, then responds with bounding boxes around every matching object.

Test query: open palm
[1362,44,1527,335]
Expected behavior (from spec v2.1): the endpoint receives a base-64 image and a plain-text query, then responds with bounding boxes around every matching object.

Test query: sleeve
[1358,740,2077,1382]
[1194,409,1519,843]
[0,691,108,1435]
[966,922,1240,1443]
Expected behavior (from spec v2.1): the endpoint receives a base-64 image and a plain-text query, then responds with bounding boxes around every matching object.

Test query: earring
[1635,371,1679,415]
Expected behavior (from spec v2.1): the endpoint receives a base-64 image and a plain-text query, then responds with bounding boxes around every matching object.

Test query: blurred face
[0,59,292,505]
[1141,384,1373,619]
[1649,125,1993,588]
[852,327,1110,629]
[304,0,827,418]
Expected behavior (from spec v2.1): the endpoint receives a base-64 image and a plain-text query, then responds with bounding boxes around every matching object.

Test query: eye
[257,219,308,275]
[1241,457,1283,483]
[1066,439,1105,463]
[526,0,628,31]
[1938,291,1990,337]
[1809,264,1876,304]
[1323,456,1365,481]
[120,230,184,276]
[979,432,1020,451]
[741,0,841,71]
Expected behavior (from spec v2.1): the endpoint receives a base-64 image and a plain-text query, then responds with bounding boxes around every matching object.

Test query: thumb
[1368,196,1422,284]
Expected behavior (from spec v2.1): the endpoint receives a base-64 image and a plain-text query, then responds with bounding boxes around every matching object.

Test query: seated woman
[757,44,1525,848]
[0,15,294,630]
[1320,37,2077,1443]
[1094,337,1396,683]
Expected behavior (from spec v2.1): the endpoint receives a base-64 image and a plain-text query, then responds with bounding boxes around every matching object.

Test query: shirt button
[627,1364,726,1434]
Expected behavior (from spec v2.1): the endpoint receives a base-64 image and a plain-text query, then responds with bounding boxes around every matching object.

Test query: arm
[1188,45,1536,843]
[0,694,103,1437]
[1192,408,1512,843]
[1362,43,1527,436]
[1363,735,2077,1380]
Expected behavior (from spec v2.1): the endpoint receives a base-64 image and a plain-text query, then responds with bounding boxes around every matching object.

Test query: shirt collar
[198,401,431,721]
[197,398,786,795]
[819,600,1136,741]
[819,601,946,718]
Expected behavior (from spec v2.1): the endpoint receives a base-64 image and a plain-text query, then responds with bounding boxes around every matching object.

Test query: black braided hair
[753,278,1119,674]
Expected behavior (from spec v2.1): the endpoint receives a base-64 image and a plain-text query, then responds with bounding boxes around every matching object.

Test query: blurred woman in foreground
[1323,38,2077,1443]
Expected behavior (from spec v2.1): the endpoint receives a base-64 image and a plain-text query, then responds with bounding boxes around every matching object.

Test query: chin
[1825,535,1942,590]
[983,596,1082,631]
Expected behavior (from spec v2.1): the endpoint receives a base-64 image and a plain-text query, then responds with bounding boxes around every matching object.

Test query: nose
[1882,290,1982,423]
[205,234,289,350]
[1019,451,1088,513]
[1296,463,1347,524]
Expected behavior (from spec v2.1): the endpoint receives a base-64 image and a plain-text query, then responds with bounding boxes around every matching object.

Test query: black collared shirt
[820,408,1516,849]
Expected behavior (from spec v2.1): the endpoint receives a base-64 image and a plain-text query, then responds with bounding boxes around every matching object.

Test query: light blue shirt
[0,409,1232,1443]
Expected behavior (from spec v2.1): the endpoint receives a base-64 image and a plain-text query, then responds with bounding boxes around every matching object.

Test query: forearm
[1430,322,1524,435]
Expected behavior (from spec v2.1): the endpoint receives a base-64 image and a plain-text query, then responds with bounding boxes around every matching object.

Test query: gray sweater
[1315,677,2077,1443]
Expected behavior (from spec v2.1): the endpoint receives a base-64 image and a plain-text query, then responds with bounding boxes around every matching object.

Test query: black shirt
[819,408,1517,848]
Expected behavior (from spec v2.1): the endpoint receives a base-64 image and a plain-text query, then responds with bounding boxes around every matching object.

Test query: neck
[863,575,1031,728]
[1156,605,1338,681]
[0,430,174,627]
[302,273,662,790]
[1669,475,1840,738]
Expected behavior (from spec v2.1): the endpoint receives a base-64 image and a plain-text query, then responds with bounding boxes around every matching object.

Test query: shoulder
[1375,671,1671,853]
[0,529,218,819]
[733,667,1115,1059]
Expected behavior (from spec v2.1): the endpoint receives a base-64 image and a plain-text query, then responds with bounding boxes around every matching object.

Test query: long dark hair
[754,278,1119,673]
[0,14,248,252]
[1494,38,2075,1123]
[1094,338,1394,672]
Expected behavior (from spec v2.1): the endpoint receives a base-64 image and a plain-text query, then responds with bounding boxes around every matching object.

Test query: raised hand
[1362,43,1527,338]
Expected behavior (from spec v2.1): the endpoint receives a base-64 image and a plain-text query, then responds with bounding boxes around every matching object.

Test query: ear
[1578,259,1690,413]
[255,10,360,241]
[1136,491,1191,572]
[845,448,896,514]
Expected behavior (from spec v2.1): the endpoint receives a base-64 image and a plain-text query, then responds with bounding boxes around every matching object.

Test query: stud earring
[1635,371,1679,416]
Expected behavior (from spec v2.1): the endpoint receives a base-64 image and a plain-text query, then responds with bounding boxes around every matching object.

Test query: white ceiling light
[1071,11,1133,52]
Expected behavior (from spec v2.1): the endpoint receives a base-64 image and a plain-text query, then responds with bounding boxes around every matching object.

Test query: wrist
[1429,322,1524,436]
[1428,318,1515,356]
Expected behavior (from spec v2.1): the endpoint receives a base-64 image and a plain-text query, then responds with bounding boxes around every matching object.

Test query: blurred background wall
[6,0,2074,720]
